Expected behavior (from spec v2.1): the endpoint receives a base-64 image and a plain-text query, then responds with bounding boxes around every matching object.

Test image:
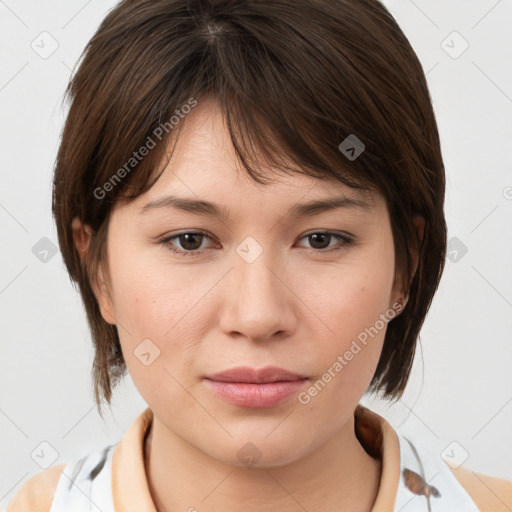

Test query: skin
[73,98,422,512]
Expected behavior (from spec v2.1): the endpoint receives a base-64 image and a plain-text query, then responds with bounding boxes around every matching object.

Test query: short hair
[52,0,447,416]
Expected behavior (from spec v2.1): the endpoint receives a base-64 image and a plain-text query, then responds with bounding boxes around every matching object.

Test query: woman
[7,0,512,511]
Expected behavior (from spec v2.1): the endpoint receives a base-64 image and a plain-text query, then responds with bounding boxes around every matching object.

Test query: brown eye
[177,233,204,251]
[160,231,214,256]
[308,233,331,249]
[160,230,354,257]
[298,232,354,252]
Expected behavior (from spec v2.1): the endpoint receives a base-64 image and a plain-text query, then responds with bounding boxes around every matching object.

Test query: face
[93,98,406,467]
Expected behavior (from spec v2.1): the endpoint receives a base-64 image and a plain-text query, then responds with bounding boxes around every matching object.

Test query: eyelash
[158,230,355,257]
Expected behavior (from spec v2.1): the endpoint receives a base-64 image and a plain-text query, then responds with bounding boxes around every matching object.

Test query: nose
[219,248,298,343]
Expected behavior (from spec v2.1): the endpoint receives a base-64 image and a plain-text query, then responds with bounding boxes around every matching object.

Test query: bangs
[61,0,407,230]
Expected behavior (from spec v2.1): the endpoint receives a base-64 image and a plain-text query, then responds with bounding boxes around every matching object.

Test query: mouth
[203,365,308,384]
[203,366,309,408]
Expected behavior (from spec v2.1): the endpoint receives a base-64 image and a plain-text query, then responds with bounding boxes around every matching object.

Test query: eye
[296,232,354,252]
[160,231,215,256]
[158,230,355,257]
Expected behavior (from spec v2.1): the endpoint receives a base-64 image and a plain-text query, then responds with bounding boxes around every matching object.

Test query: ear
[390,215,424,311]
[71,217,117,325]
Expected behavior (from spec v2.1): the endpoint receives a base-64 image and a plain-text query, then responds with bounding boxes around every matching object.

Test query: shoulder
[448,463,512,512]
[6,463,66,512]
[394,430,512,512]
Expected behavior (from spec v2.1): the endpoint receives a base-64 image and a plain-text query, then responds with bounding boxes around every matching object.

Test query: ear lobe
[71,217,116,325]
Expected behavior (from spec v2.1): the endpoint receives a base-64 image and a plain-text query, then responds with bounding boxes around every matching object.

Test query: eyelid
[158,229,355,256]
[295,231,355,252]
[160,230,217,254]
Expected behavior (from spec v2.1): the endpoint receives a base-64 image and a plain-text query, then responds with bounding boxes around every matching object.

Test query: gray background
[1,0,511,508]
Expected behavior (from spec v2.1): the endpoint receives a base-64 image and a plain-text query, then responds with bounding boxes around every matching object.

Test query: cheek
[106,254,206,406]
[107,242,198,335]
[332,276,393,345]
[106,245,216,377]
[308,254,394,342]
[299,247,395,396]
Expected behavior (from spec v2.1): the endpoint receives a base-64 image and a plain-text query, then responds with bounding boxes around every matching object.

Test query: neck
[144,409,382,512]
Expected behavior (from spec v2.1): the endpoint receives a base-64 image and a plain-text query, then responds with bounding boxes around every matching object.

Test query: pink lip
[203,366,308,408]
[204,366,307,383]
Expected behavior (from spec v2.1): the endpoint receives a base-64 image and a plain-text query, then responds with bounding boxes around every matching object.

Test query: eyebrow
[141,193,373,218]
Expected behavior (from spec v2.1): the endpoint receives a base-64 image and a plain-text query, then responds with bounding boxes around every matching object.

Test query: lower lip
[204,379,308,408]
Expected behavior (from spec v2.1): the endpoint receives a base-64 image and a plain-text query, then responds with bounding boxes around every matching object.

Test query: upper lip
[204,366,308,383]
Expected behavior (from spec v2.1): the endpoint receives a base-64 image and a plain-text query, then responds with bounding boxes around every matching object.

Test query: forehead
[131,98,381,214]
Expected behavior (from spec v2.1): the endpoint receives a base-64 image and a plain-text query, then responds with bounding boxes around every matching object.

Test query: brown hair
[52,0,446,417]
